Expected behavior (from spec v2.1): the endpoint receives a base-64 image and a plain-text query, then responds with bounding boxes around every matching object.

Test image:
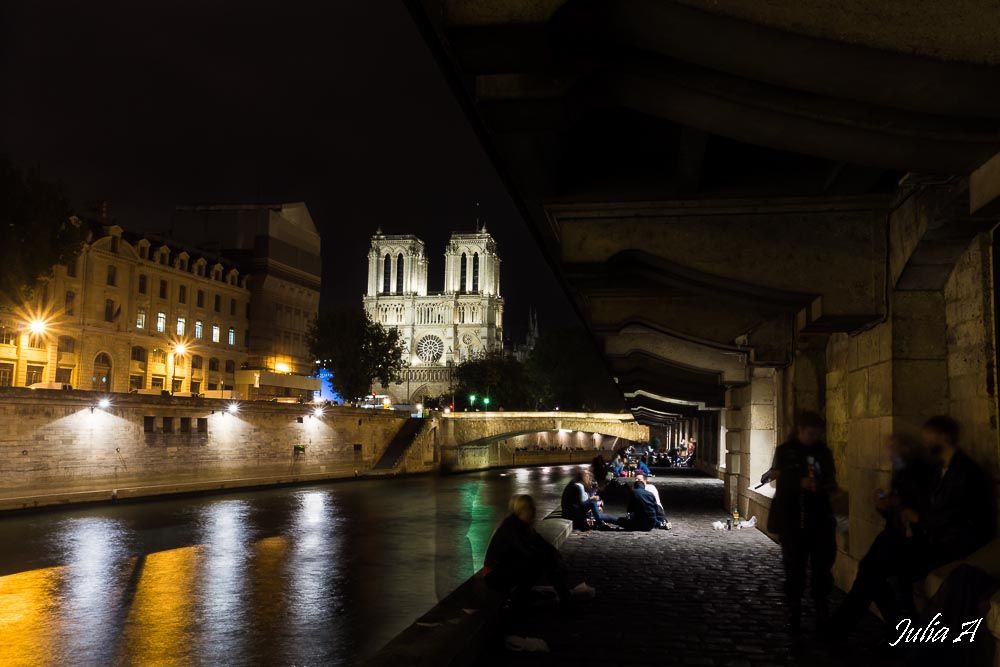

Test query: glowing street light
[28,319,48,335]
[174,343,187,356]
[483,397,491,409]
[227,402,239,414]
[313,407,324,418]
[98,398,110,409]
[469,394,477,405]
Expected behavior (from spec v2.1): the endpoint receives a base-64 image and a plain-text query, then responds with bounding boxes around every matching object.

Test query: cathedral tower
[366,229,428,297]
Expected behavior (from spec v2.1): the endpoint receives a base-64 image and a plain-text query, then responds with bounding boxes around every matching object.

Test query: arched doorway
[92,352,112,391]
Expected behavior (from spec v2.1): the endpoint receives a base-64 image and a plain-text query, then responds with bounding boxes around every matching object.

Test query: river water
[0,465,577,666]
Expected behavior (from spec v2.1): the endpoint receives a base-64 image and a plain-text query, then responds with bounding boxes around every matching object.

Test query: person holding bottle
[765,411,838,635]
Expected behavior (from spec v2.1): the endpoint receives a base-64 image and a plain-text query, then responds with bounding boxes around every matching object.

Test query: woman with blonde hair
[484,494,573,607]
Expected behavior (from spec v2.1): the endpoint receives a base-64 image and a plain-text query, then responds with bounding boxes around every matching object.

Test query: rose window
[417,335,445,363]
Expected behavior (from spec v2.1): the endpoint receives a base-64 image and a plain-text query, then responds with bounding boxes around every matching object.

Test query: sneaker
[665,522,673,530]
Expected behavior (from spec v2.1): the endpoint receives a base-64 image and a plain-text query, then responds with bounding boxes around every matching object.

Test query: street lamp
[28,319,48,335]
[469,394,477,406]
[170,343,187,394]
[483,397,491,409]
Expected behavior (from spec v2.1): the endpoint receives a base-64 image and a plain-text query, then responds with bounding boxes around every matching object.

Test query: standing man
[766,411,838,635]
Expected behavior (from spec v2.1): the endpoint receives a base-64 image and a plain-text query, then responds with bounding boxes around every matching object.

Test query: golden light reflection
[118,546,202,667]
[0,566,64,666]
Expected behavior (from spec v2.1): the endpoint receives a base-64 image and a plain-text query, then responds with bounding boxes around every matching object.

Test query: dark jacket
[560,481,587,525]
[920,450,995,563]
[883,457,934,535]
[626,487,666,531]
[766,438,838,535]
[484,515,557,574]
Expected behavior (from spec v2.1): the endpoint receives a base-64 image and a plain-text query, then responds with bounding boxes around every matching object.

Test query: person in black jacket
[910,416,995,567]
[484,494,573,607]
[766,411,838,634]
[617,480,667,531]
[828,416,994,638]
[830,434,934,633]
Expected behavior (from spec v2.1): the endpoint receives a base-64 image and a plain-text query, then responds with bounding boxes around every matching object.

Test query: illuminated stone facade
[0,224,250,395]
[363,227,504,403]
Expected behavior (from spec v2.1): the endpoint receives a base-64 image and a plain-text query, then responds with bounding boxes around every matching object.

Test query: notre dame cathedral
[363,226,504,404]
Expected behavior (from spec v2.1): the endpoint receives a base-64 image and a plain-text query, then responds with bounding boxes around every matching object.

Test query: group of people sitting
[591,451,654,480]
[560,467,671,532]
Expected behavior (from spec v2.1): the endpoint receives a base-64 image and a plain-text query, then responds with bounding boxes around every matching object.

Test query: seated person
[634,472,669,528]
[616,480,668,531]
[611,455,625,477]
[561,469,614,530]
[831,416,995,636]
[591,454,608,482]
[484,494,573,607]
[637,456,652,477]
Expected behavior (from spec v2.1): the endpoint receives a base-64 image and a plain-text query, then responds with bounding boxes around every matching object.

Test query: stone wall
[944,234,999,476]
[439,431,620,473]
[0,389,409,494]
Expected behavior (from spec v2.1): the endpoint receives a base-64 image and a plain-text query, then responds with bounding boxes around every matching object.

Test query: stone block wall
[0,389,410,493]
[944,233,999,477]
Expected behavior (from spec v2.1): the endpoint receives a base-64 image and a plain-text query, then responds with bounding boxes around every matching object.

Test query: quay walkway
[481,470,901,667]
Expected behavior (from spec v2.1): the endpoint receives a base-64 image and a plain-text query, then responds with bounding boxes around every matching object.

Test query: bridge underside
[409,0,1000,589]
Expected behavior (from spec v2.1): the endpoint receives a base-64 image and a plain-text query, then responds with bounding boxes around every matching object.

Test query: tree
[452,350,540,411]
[0,156,85,303]
[527,328,624,412]
[308,308,407,402]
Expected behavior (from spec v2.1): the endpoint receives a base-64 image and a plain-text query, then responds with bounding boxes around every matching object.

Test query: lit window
[211,325,220,343]
[194,320,203,339]
[176,317,186,336]
[136,308,146,329]
[156,312,166,333]
[227,327,236,346]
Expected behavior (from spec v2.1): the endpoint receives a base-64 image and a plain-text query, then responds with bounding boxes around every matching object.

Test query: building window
[143,416,155,432]
[28,334,45,349]
[171,378,183,394]
[197,290,204,308]
[209,358,219,372]
[191,380,201,395]
[212,325,220,343]
[55,367,73,385]
[227,327,236,346]
[159,280,167,299]
[382,253,391,293]
[150,349,166,364]
[460,253,467,292]
[111,236,120,254]
[179,285,187,304]
[131,346,147,362]
[214,294,221,312]
[66,259,77,278]
[0,363,12,387]
[162,417,174,433]
[25,364,44,385]
[194,320,203,339]
[57,336,75,353]
[136,308,146,329]
[0,326,14,346]
[65,291,75,316]
[229,298,236,316]
[197,417,208,433]
[151,376,164,389]
[225,359,235,374]
[131,375,144,391]
[138,274,147,294]
[396,253,404,293]
[180,417,191,433]
[104,299,116,322]
[176,317,186,336]
[156,312,166,333]
[191,355,203,370]
[106,264,117,286]
[472,253,479,292]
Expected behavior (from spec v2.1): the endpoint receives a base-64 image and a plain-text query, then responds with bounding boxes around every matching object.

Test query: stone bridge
[399,411,649,473]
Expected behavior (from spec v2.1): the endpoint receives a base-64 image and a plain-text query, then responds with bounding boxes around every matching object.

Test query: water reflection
[0,465,580,665]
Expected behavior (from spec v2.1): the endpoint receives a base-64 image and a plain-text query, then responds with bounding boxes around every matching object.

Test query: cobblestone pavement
[484,470,906,667]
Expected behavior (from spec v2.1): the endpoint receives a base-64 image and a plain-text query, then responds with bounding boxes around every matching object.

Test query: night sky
[0,1,577,341]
